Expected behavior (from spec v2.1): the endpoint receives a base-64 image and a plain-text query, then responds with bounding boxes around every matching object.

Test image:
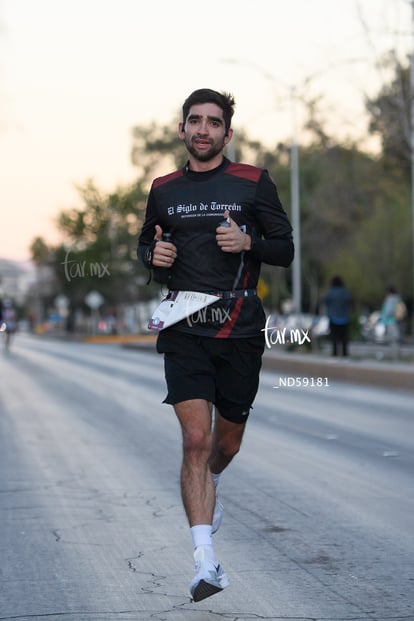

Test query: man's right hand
[152,225,177,267]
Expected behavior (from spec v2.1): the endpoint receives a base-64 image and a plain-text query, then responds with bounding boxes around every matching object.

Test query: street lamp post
[411,0,414,329]
[290,87,302,314]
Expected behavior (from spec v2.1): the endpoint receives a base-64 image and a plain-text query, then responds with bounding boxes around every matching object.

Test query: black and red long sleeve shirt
[137,157,294,338]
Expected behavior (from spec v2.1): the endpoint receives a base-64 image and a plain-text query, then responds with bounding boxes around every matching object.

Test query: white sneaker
[189,547,229,602]
[211,496,223,534]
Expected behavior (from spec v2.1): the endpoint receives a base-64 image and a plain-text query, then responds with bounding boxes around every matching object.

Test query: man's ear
[224,128,233,144]
[178,121,185,138]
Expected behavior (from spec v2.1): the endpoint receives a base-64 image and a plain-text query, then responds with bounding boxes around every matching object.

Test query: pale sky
[0,0,411,261]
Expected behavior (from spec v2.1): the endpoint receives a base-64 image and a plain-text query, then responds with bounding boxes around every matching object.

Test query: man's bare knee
[174,399,213,460]
[182,428,212,458]
[214,438,241,461]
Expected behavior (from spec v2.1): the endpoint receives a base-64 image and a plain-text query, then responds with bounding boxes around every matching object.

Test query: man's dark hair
[331,275,344,287]
[182,88,235,135]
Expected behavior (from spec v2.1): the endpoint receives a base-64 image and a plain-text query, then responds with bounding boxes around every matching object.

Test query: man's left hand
[216,210,251,253]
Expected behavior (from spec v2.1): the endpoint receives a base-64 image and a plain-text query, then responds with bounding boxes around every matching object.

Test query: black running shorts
[156,329,265,424]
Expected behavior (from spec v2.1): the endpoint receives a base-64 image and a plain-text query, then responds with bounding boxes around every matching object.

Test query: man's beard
[185,137,225,162]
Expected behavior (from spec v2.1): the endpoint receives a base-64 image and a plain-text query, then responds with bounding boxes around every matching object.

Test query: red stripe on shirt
[226,162,262,183]
[153,169,184,189]
[215,271,251,338]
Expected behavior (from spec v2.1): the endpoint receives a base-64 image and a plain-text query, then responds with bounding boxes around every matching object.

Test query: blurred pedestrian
[1,299,17,351]
[323,275,351,357]
[381,285,406,357]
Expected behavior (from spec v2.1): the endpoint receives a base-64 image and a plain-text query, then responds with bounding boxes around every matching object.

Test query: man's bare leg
[174,398,215,526]
[209,411,247,475]
[174,399,229,601]
[209,411,247,534]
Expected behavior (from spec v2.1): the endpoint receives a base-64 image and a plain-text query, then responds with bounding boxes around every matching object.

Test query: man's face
[179,103,232,163]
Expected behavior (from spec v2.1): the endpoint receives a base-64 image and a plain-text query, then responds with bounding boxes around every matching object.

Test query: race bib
[148,291,219,331]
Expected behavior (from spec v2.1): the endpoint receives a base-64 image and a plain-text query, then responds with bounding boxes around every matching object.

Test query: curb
[121,339,413,393]
[82,334,157,344]
[262,351,414,392]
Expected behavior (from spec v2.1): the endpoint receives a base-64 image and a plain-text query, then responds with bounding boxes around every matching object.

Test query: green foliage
[366,54,411,175]
[130,119,185,181]
[32,179,156,311]
[30,236,52,265]
[330,169,411,307]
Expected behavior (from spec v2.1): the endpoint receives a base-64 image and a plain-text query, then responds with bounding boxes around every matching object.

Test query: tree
[366,54,411,174]
[299,143,382,310]
[30,236,52,265]
[330,168,411,308]
[53,178,152,309]
[363,54,413,313]
[28,237,57,324]
[130,120,183,182]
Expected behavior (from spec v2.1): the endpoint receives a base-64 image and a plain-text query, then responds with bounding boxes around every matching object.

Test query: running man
[137,88,294,601]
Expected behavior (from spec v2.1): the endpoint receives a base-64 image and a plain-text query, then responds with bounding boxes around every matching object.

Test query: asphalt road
[0,334,413,621]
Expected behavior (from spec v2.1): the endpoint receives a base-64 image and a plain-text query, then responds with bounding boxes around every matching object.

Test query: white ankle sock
[190,524,212,549]
[190,525,215,564]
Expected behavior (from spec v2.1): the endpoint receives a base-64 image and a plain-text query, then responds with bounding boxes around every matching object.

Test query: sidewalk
[119,336,414,393]
[262,342,414,392]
